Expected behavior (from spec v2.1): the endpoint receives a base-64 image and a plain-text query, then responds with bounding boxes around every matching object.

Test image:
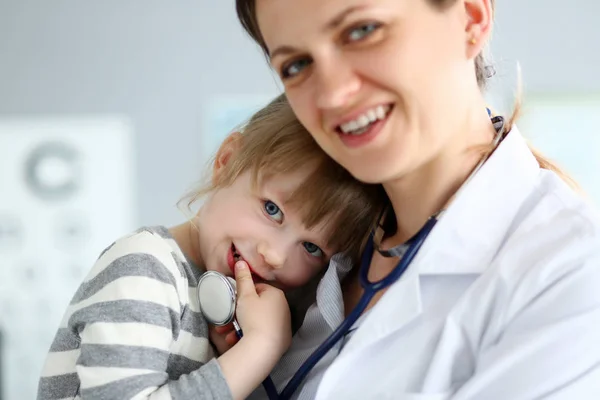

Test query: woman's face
[256,0,487,184]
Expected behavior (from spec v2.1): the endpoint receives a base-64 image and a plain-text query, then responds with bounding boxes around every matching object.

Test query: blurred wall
[0,0,598,227]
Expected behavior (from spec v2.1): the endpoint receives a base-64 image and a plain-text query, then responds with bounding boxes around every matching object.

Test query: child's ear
[213,131,242,183]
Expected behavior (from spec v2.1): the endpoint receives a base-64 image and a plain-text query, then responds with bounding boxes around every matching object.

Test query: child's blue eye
[347,22,380,42]
[264,200,284,222]
[303,242,323,258]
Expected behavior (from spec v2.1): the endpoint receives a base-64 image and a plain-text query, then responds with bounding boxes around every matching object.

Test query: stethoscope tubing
[275,216,439,400]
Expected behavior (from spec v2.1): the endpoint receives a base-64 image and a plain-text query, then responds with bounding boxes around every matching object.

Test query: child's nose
[257,240,285,270]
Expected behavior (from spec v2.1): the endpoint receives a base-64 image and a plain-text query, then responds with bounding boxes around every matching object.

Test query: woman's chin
[343,156,407,185]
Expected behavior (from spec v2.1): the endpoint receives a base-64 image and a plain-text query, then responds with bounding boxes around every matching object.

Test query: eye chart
[0,117,136,400]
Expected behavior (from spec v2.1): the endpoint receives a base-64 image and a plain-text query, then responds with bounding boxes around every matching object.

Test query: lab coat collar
[418,126,540,275]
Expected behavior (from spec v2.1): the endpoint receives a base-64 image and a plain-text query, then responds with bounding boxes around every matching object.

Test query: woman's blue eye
[281,58,312,78]
[347,23,380,42]
[264,200,284,222]
[303,242,323,258]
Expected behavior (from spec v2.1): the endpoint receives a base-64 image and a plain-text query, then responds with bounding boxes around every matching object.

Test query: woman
[230,0,600,398]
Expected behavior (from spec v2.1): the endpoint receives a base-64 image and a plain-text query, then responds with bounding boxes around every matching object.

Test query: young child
[37,94,385,400]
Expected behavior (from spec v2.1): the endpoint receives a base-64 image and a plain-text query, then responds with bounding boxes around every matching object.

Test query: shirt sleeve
[38,233,233,400]
[451,253,600,400]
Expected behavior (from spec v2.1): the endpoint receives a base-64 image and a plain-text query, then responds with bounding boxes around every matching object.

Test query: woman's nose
[314,55,361,110]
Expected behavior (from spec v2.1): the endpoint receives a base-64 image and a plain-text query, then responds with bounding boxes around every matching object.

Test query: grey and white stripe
[37,226,232,400]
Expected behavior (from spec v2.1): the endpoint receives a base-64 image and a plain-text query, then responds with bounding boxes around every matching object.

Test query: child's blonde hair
[184,94,386,264]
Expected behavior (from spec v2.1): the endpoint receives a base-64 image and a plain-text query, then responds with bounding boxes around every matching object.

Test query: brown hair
[183,94,386,264]
[235,0,574,185]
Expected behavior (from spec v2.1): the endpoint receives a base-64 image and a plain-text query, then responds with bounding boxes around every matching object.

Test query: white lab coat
[263,127,600,400]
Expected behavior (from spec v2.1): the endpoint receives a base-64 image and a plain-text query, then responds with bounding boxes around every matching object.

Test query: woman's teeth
[339,105,391,135]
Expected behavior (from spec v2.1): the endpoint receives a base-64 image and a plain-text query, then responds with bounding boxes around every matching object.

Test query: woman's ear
[213,131,242,183]
[463,0,493,59]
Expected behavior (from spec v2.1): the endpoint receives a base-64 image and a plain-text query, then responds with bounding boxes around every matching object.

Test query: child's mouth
[232,244,241,263]
[229,243,261,282]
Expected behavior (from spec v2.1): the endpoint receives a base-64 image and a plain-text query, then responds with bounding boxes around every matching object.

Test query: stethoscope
[197,113,506,400]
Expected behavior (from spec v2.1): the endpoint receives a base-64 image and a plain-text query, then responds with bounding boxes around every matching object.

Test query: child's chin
[208,266,233,278]
[267,280,290,291]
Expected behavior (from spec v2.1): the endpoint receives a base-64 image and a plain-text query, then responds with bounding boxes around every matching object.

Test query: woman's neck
[382,106,497,246]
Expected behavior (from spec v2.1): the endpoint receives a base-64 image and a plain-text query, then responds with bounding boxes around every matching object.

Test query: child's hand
[234,260,292,359]
[209,323,239,355]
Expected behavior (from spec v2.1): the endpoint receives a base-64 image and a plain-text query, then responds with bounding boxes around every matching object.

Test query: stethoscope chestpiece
[197,271,237,326]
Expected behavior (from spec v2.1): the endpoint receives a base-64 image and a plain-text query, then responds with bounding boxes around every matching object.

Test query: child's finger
[235,260,257,298]
[254,282,272,295]
[213,323,233,334]
[225,330,240,346]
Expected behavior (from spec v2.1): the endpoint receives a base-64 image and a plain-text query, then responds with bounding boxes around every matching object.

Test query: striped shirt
[37,226,233,400]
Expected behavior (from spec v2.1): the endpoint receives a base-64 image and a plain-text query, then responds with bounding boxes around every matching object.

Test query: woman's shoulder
[452,172,600,353]
[488,169,600,316]
[513,167,600,258]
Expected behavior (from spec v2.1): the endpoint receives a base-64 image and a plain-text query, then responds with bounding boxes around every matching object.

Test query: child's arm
[38,234,289,400]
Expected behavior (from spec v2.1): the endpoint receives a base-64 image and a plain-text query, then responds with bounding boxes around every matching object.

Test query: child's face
[197,167,334,289]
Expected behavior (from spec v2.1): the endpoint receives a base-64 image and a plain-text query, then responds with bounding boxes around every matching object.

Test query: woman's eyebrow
[326,4,368,30]
[270,45,297,61]
[269,4,368,61]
